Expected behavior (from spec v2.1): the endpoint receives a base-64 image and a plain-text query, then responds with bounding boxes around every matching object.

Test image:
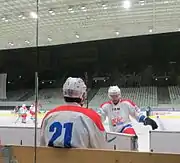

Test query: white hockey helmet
[63,77,87,99]
[22,104,26,107]
[108,86,121,98]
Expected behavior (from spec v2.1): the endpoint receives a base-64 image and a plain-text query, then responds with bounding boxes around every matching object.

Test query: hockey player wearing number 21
[40,77,108,149]
[98,86,158,135]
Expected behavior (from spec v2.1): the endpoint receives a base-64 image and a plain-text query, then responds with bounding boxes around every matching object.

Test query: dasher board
[0,126,40,146]
[0,126,138,151]
[106,132,138,151]
[149,130,180,153]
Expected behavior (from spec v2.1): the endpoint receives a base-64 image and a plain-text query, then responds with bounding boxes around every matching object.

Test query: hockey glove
[144,117,158,130]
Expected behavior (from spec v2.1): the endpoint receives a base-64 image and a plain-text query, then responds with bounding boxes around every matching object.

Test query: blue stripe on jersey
[139,115,146,123]
[120,124,132,133]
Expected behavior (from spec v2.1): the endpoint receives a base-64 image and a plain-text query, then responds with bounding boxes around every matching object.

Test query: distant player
[40,77,108,149]
[29,104,35,120]
[13,106,19,114]
[29,104,41,123]
[18,104,28,123]
[98,86,158,135]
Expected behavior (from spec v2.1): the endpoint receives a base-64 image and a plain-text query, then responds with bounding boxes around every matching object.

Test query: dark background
[0,31,180,90]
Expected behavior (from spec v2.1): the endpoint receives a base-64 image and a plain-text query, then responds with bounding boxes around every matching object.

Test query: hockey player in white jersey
[18,104,28,123]
[40,77,108,149]
[99,86,158,135]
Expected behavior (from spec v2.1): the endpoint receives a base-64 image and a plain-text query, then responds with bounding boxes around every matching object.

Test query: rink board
[0,126,41,146]
[106,132,138,150]
[0,126,137,151]
[149,130,180,153]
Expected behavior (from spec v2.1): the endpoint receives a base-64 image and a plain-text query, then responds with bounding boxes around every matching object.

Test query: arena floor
[0,110,180,152]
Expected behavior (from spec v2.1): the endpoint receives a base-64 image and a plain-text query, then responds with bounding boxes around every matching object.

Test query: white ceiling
[0,0,180,50]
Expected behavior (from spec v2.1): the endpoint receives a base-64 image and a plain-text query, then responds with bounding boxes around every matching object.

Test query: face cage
[109,94,121,100]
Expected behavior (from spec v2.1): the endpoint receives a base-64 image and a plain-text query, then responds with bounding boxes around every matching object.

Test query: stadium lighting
[81,6,87,12]
[149,29,153,33]
[8,42,14,46]
[2,17,8,22]
[123,0,131,9]
[115,31,120,35]
[75,34,80,38]
[25,40,30,44]
[48,37,52,42]
[30,12,37,19]
[102,4,108,9]
[68,6,75,13]
[49,9,56,15]
[18,13,26,19]
[139,0,145,5]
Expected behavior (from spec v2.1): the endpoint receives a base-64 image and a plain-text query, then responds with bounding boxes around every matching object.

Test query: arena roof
[0,0,180,50]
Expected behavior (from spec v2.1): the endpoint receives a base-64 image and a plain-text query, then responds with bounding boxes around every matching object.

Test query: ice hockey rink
[0,110,180,152]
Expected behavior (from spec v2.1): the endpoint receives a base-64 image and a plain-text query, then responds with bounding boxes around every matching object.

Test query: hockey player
[29,104,41,123]
[40,77,108,149]
[29,104,35,121]
[99,86,158,135]
[13,106,19,114]
[18,104,28,123]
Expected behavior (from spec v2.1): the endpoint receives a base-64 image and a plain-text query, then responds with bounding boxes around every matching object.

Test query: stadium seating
[27,88,65,104]
[27,88,92,105]
[168,86,180,104]
[4,86,180,108]
[89,87,158,108]
[0,90,30,101]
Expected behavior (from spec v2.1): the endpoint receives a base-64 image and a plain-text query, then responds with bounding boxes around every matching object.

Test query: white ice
[0,110,180,152]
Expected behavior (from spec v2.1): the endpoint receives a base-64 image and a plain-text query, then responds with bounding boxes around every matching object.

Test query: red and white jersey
[40,103,108,149]
[100,99,146,132]
[18,106,27,114]
[30,106,35,113]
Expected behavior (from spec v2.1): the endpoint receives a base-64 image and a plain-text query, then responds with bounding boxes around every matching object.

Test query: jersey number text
[48,122,73,147]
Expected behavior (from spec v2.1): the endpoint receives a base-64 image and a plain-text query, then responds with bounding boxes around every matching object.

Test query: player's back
[40,104,107,149]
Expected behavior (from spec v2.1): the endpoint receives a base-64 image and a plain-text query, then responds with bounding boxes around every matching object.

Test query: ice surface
[0,111,42,127]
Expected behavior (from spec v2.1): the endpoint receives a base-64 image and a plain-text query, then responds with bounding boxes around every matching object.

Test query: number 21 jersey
[40,104,108,149]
